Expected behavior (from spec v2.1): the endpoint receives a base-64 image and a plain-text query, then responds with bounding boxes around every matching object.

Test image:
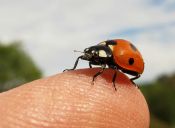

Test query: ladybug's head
[82,44,113,61]
[82,47,99,60]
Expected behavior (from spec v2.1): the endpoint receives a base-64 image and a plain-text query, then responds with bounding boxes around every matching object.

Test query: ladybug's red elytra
[64,39,144,90]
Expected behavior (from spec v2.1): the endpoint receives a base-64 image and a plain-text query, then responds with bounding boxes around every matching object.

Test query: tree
[141,73,175,128]
[0,41,42,92]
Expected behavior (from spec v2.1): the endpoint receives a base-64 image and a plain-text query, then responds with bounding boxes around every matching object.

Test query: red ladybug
[64,39,144,90]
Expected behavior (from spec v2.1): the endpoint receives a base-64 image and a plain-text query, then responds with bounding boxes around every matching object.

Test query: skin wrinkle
[0,68,149,128]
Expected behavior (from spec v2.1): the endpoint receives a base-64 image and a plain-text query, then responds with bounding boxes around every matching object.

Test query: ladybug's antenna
[74,50,84,53]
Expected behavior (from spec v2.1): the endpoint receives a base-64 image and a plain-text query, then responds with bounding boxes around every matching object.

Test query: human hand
[0,68,149,128]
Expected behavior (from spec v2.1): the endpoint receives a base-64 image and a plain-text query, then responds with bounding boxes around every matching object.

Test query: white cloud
[136,34,175,81]
[0,0,175,82]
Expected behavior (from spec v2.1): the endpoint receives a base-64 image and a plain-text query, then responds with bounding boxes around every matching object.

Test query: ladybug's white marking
[99,50,107,57]
[85,48,89,52]
[91,50,95,54]
[98,42,106,45]
[108,45,114,51]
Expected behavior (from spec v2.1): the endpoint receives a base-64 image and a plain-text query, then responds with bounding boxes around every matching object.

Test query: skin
[0,68,150,128]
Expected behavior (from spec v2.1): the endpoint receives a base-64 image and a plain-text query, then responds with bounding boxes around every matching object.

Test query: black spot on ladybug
[129,58,134,65]
[106,40,117,45]
[130,43,137,51]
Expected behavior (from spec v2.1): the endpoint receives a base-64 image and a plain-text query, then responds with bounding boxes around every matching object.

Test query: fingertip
[61,68,150,127]
[0,68,150,128]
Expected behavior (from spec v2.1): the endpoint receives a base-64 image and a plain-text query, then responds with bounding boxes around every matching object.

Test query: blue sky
[0,0,175,82]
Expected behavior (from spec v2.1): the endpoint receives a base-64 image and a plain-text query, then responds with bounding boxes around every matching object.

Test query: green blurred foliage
[150,115,171,128]
[0,41,42,92]
[140,73,175,128]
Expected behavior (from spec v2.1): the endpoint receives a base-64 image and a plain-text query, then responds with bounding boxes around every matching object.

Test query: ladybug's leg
[63,56,83,72]
[130,75,140,88]
[112,71,117,91]
[89,62,92,68]
[92,65,106,84]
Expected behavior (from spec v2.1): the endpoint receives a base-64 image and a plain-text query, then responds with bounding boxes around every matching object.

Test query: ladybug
[64,39,144,90]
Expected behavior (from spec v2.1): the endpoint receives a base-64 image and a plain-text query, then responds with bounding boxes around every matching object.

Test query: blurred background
[0,0,175,127]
